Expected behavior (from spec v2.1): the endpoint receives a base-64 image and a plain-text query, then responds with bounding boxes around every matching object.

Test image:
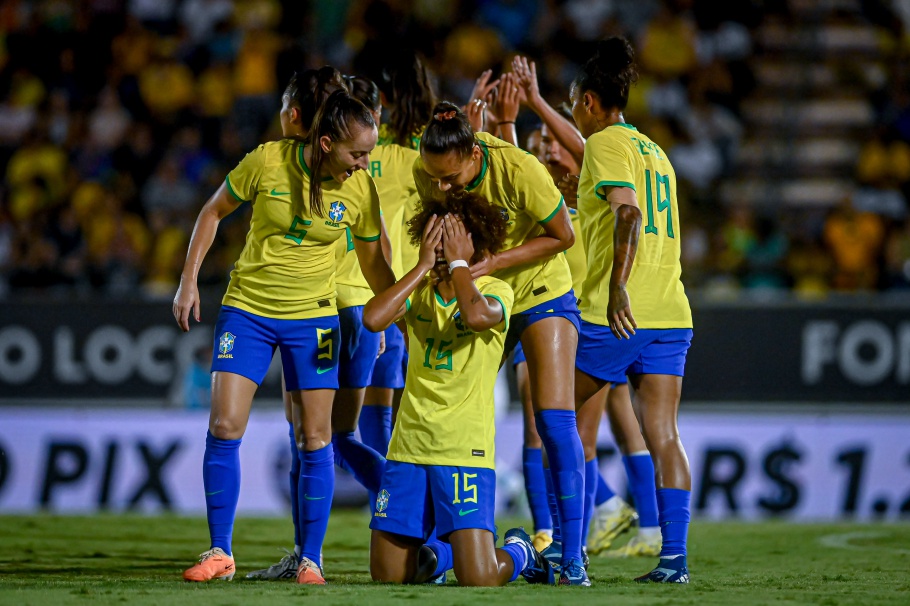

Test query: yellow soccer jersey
[334,143,421,307]
[566,208,587,298]
[222,140,382,319]
[377,122,423,151]
[413,131,572,314]
[387,276,514,469]
[577,123,692,328]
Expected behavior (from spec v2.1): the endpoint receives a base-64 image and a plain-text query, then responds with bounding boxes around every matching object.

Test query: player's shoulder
[255,139,297,166]
[476,275,513,299]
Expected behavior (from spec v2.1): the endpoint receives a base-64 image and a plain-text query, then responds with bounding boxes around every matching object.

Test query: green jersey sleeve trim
[224,175,249,202]
[405,298,411,311]
[594,180,636,200]
[538,196,565,224]
[353,233,381,242]
[484,294,509,332]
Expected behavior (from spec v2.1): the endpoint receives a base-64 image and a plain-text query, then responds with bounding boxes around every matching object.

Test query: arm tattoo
[610,205,642,289]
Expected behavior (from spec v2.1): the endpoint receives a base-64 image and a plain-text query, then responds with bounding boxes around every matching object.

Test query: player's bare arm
[471,202,575,279]
[606,186,641,340]
[363,214,442,332]
[172,181,242,332]
[443,214,503,332]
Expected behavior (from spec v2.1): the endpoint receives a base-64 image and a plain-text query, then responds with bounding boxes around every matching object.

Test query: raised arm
[513,56,586,165]
[173,181,243,332]
[363,215,443,332]
[443,215,504,332]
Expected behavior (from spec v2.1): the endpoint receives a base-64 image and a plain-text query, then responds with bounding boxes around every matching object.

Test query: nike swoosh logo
[205,490,224,496]
[304,495,326,500]
[559,494,576,500]
[270,188,290,196]
[316,367,333,374]
[416,314,431,322]
[458,508,478,516]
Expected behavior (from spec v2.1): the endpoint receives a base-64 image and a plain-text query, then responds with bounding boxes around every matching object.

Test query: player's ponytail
[283,66,348,135]
[420,101,476,159]
[573,36,638,111]
[307,89,376,218]
[374,49,436,149]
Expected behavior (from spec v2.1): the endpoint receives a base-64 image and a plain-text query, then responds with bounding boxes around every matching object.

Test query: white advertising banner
[0,408,908,521]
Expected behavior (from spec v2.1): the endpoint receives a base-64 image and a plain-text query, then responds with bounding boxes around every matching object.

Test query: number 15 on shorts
[452,472,478,505]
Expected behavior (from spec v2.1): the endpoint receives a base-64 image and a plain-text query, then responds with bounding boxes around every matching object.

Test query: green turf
[0,512,908,605]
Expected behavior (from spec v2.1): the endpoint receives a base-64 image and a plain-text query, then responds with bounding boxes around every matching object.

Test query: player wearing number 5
[363,193,550,587]
[569,38,694,584]
[174,86,395,584]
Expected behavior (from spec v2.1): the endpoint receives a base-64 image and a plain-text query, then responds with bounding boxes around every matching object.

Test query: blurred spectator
[141,156,197,215]
[823,197,886,291]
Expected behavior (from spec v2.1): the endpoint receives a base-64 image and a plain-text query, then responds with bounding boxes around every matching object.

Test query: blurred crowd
[1,0,909,300]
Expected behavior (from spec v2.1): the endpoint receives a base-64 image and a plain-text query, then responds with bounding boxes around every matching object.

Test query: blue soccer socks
[595,468,615,506]
[582,458,598,547]
[522,447,552,533]
[298,444,335,564]
[288,424,302,551]
[203,431,242,556]
[624,452,660,529]
[535,409,585,567]
[657,488,690,557]
[332,431,386,495]
[358,405,392,457]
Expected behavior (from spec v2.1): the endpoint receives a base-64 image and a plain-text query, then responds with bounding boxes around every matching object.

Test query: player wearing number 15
[362,193,549,587]
[570,37,693,584]
[173,84,396,584]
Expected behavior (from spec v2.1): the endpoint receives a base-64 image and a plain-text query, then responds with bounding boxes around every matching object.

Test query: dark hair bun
[595,37,635,76]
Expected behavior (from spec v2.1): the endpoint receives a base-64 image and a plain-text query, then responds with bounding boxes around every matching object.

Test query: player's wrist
[448,259,469,273]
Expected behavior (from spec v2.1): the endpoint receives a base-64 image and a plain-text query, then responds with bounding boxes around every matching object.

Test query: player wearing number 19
[173,86,395,585]
[363,193,549,587]
[570,37,694,584]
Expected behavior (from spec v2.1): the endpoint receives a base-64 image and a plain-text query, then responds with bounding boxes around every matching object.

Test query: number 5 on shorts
[452,472,478,504]
[316,328,333,361]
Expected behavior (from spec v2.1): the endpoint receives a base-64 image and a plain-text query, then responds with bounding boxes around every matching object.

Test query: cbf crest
[374,489,390,517]
[218,332,235,359]
[329,201,347,224]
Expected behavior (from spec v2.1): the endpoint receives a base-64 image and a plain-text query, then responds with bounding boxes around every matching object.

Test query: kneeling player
[363,192,550,586]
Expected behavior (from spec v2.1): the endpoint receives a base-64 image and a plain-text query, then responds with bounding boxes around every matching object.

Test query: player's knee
[583,442,598,461]
[453,560,499,587]
[209,417,244,440]
[298,427,331,451]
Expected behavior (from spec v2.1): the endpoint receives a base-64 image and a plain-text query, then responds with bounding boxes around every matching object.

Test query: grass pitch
[0,512,908,605]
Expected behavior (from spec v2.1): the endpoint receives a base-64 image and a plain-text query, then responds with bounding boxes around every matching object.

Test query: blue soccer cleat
[558,558,591,586]
[634,555,690,584]
[541,541,589,574]
[504,527,553,585]
[540,540,562,573]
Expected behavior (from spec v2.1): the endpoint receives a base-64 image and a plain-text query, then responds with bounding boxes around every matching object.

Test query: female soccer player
[413,103,588,586]
[174,86,395,585]
[363,192,549,587]
[359,50,436,456]
[570,37,694,583]
[504,60,662,557]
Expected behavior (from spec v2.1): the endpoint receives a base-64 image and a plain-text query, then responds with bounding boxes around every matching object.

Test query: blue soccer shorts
[369,460,496,541]
[504,290,581,357]
[575,321,693,384]
[211,305,340,390]
[338,305,382,389]
[370,324,405,389]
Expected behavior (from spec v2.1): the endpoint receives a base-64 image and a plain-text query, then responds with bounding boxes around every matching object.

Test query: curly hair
[407,191,509,264]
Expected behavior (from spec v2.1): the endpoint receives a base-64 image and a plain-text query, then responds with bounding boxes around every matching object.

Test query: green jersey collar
[465,140,490,192]
[298,144,334,182]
